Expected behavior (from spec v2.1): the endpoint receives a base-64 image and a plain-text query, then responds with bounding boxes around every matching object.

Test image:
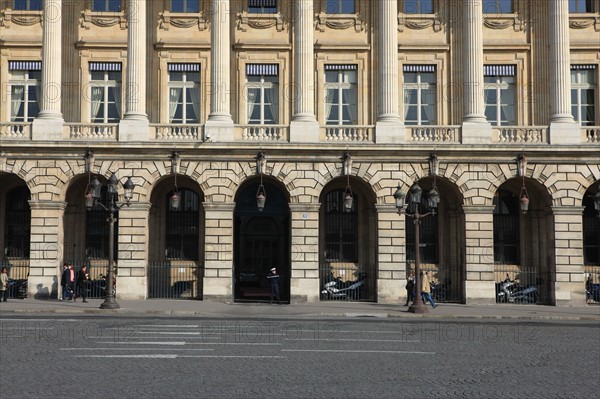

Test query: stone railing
[66,123,117,140]
[494,126,548,144]
[582,127,600,144]
[407,126,461,143]
[322,125,374,142]
[151,124,203,141]
[0,122,31,139]
[238,125,288,141]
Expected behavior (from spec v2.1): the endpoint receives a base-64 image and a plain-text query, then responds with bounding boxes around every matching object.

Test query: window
[324,65,357,125]
[484,65,516,126]
[92,0,120,12]
[403,0,433,14]
[483,0,513,14]
[493,190,520,264]
[583,188,600,266]
[171,0,200,13]
[571,65,597,126]
[4,186,30,259]
[85,187,117,260]
[89,62,122,123]
[13,0,42,10]
[569,0,593,13]
[323,189,358,262]
[168,64,201,123]
[246,64,279,124]
[166,189,200,261]
[248,0,277,14]
[326,0,355,14]
[8,61,41,122]
[403,65,436,125]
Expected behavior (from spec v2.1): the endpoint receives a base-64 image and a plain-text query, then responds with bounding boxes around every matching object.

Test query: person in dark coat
[61,263,73,300]
[267,267,281,304]
[404,272,415,306]
[74,265,89,303]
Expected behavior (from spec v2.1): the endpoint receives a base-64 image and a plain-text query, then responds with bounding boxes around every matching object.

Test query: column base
[114,276,146,300]
[377,279,402,304]
[32,117,64,140]
[461,121,492,144]
[205,119,234,142]
[464,280,496,302]
[290,276,319,303]
[290,119,319,143]
[119,118,149,141]
[375,120,405,144]
[549,122,581,145]
[555,281,586,306]
[26,275,59,299]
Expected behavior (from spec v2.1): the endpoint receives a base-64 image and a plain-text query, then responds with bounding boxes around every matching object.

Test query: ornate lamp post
[394,181,440,314]
[85,173,134,309]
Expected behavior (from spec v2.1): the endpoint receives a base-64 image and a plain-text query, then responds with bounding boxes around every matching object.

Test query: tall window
[246,64,279,124]
[403,0,433,14]
[13,0,42,10]
[89,62,122,123]
[483,0,513,14]
[8,62,41,122]
[85,187,117,259]
[248,0,277,13]
[493,190,520,264]
[166,189,200,260]
[571,65,597,126]
[323,190,357,262]
[92,0,120,12]
[326,0,355,14]
[484,65,516,126]
[583,189,600,265]
[4,186,30,259]
[569,0,593,13]
[406,194,438,263]
[168,64,201,123]
[171,0,200,13]
[403,65,436,125]
[324,65,357,125]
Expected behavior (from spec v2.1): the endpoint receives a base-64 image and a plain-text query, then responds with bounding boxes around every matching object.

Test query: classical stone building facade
[0,0,599,305]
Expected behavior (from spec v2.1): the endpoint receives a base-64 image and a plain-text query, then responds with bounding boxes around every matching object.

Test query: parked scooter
[496,274,539,304]
[8,279,28,299]
[321,272,367,300]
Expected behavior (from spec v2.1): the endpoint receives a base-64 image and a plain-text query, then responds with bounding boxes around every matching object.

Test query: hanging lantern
[256,184,266,212]
[519,185,530,215]
[344,185,354,211]
[427,185,440,210]
[408,183,422,213]
[85,189,95,210]
[393,184,405,213]
[594,190,600,217]
[170,191,181,210]
[123,176,134,203]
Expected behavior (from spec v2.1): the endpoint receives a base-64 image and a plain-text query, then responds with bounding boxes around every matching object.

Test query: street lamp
[394,181,440,314]
[85,173,134,309]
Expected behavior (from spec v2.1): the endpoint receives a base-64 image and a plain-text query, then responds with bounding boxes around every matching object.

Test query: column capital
[551,206,585,215]
[462,205,495,214]
[375,203,401,214]
[28,200,67,211]
[203,202,236,212]
[289,203,321,213]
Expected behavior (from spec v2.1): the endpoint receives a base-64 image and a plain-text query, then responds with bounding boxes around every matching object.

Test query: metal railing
[63,258,110,298]
[319,263,376,301]
[148,260,202,299]
[413,264,463,303]
[0,258,30,299]
[494,264,551,304]
[584,266,600,304]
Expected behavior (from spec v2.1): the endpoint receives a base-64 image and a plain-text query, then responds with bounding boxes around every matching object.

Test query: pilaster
[289,203,320,302]
[375,204,404,304]
[202,202,235,301]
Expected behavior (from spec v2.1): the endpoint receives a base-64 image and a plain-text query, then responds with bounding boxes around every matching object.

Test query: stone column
[289,204,320,302]
[203,202,234,300]
[205,0,234,141]
[116,202,150,299]
[119,0,149,141]
[290,0,319,142]
[32,0,64,140]
[549,0,579,144]
[552,206,586,305]
[28,200,66,299]
[461,0,491,144]
[463,205,496,303]
[376,204,405,304]
[375,0,404,143]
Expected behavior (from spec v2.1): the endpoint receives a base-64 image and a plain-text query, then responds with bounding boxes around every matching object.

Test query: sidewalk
[1,298,599,321]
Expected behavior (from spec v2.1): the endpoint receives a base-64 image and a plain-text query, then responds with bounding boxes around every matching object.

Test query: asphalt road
[1,315,598,399]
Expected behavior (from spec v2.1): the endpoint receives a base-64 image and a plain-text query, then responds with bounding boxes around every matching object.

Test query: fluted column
[207,0,233,123]
[377,0,400,123]
[124,0,147,120]
[463,0,486,123]
[549,0,574,123]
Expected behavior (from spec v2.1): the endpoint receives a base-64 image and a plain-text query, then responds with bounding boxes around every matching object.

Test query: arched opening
[583,181,600,304]
[405,177,465,303]
[319,176,376,301]
[493,178,554,304]
[148,175,204,299]
[234,177,290,303]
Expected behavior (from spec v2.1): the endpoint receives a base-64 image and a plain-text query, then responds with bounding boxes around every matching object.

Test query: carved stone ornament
[159,11,207,31]
[237,11,285,32]
[315,12,365,32]
[1,9,42,27]
[80,10,127,30]
[398,16,441,32]
[569,16,599,31]
[483,15,524,31]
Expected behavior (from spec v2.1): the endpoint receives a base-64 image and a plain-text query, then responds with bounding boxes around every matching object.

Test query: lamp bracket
[170,151,181,175]
[342,151,352,176]
[84,149,95,174]
[256,151,267,175]
[517,154,527,177]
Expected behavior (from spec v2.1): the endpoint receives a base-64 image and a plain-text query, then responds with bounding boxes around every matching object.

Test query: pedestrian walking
[60,262,71,300]
[267,267,281,304]
[404,272,415,306]
[74,265,89,303]
[0,267,9,302]
[421,271,438,308]
[66,263,75,301]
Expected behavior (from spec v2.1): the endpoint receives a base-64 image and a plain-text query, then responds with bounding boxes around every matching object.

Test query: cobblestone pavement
[1,315,598,399]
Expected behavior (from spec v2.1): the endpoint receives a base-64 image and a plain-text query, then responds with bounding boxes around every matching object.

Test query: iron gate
[63,259,110,298]
[585,266,600,304]
[415,264,463,303]
[319,263,376,301]
[1,258,29,299]
[148,261,202,299]
[494,265,552,304]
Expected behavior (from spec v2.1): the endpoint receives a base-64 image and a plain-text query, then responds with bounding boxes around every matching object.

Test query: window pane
[483,0,512,14]
[172,0,185,12]
[404,0,433,14]
[404,72,417,84]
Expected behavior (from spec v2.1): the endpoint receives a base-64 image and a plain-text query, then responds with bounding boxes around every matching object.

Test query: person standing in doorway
[421,271,438,308]
[74,265,90,303]
[0,267,9,302]
[404,272,415,306]
[60,262,71,301]
[267,267,281,304]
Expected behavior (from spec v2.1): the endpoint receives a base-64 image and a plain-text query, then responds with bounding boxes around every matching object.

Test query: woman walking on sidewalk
[0,267,9,302]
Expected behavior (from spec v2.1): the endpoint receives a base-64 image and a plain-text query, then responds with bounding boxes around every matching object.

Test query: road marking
[0,318,82,322]
[284,338,420,343]
[135,325,199,328]
[73,354,285,359]
[177,355,286,359]
[281,349,435,355]
[61,348,214,351]
[96,341,187,345]
[84,336,222,340]
[136,332,201,335]
[75,354,179,358]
